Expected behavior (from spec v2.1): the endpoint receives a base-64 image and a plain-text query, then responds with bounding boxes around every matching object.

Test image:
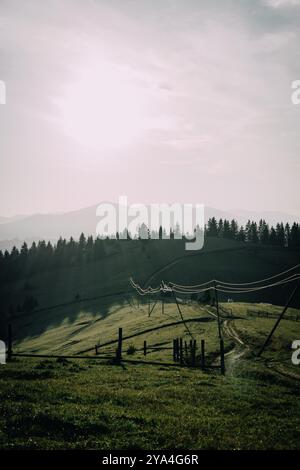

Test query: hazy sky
[0,0,300,217]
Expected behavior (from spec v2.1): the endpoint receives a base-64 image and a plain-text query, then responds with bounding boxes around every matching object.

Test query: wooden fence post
[7,324,12,362]
[184,341,188,360]
[220,339,225,375]
[179,338,183,365]
[201,339,205,370]
[143,340,147,356]
[173,339,176,361]
[116,327,123,363]
[95,344,98,355]
[192,340,196,367]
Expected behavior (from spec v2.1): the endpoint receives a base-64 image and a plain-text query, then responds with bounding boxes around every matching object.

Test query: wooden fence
[6,325,225,375]
[247,309,300,322]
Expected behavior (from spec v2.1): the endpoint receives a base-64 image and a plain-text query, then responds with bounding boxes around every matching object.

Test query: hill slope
[1,237,300,345]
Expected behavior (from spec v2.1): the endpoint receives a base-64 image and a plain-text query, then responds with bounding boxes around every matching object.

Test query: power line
[169,263,300,289]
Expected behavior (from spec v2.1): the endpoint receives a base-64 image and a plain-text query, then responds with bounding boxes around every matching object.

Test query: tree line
[0,218,299,283]
[206,217,300,247]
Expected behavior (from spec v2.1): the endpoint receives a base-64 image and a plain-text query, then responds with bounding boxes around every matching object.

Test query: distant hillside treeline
[0,217,299,283]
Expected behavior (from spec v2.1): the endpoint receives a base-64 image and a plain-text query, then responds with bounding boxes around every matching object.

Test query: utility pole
[171,288,194,339]
[257,280,300,357]
[214,281,222,339]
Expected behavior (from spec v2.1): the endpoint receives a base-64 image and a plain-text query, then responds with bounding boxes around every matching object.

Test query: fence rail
[247,309,299,321]
[6,324,226,374]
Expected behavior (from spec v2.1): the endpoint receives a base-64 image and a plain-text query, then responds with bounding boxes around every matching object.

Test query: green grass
[1,301,300,449]
[1,238,300,449]
[1,355,300,449]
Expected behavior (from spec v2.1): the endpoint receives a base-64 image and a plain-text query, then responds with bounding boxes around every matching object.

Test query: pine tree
[222,219,231,238]
[207,217,218,237]
[20,242,28,258]
[236,226,246,242]
[290,223,300,248]
[276,223,285,247]
[269,227,277,245]
[259,220,270,245]
[159,225,163,239]
[79,232,86,251]
[218,219,223,237]
[245,220,252,243]
[230,219,238,239]
[284,223,291,248]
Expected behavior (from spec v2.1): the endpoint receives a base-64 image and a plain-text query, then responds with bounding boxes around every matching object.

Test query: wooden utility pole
[149,300,158,317]
[175,338,179,361]
[192,340,196,367]
[171,288,194,339]
[116,327,123,363]
[201,339,205,369]
[220,339,225,375]
[214,281,222,339]
[179,338,183,365]
[257,281,300,357]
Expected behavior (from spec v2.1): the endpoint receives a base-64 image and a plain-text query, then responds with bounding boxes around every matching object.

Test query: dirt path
[221,319,250,374]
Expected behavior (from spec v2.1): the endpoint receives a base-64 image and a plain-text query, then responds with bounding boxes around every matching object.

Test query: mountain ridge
[0,204,298,251]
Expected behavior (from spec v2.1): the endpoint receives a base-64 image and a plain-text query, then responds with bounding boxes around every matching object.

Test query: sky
[0,0,300,217]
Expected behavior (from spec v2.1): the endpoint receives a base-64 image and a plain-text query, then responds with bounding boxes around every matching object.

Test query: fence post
[173,339,176,361]
[116,327,123,363]
[192,340,196,367]
[143,340,147,356]
[95,344,98,355]
[7,324,12,362]
[201,339,205,370]
[220,339,225,375]
[174,338,178,361]
[179,338,183,365]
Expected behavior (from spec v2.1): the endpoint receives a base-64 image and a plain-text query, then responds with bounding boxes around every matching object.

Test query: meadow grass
[1,302,300,449]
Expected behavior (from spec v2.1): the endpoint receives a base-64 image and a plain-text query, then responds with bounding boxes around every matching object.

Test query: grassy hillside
[1,237,300,346]
[1,301,300,449]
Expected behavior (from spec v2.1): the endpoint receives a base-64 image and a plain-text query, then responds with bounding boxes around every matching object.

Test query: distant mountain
[0,204,298,251]
[0,215,27,225]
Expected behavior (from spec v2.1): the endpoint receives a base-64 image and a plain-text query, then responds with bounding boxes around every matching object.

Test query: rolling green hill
[1,300,300,449]
[1,236,300,347]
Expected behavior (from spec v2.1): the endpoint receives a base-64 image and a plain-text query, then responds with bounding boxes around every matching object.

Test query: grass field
[1,300,300,449]
[1,237,300,449]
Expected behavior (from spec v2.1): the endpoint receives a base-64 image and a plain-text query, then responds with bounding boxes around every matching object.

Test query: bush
[126,344,136,355]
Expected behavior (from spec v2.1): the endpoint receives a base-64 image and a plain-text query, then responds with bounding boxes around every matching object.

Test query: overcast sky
[0,0,299,217]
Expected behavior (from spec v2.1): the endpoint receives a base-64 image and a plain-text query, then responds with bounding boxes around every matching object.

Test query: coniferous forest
[1,218,299,283]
